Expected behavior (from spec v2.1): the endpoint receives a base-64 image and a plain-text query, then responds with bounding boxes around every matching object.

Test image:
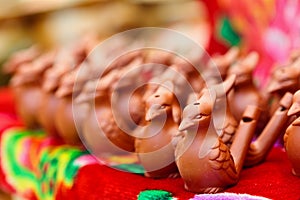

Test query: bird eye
[160,105,166,109]
[194,114,202,119]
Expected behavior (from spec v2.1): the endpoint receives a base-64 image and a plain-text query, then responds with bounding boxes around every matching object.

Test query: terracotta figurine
[10,51,55,128]
[38,44,88,136]
[135,81,180,178]
[54,62,91,145]
[267,58,300,115]
[110,57,146,129]
[228,52,268,135]
[175,87,260,193]
[78,70,135,156]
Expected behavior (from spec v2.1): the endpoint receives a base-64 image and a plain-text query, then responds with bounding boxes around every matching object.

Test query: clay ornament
[267,58,300,116]
[245,92,293,166]
[53,63,92,145]
[79,70,135,156]
[228,52,268,136]
[267,58,300,96]
[284,90,300,176]
[10,52,55,128]
[111,57,146,129]
[176,87,260,193]
[135,81,180,178]
[38,43,89,136]
[228,52,266,121]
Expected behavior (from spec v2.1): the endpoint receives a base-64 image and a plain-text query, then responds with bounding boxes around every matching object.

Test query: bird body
[175,126,237,193]
[284,90,300,176]
[135,115,179,178]
[79,71,135,156]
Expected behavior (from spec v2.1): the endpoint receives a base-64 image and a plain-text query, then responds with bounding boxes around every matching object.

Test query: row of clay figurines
[4,36,300,193]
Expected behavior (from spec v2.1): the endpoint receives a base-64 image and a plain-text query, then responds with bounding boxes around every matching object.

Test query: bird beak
[145,106,159,121]
[178,119,194,132]
[267,80,296,93]
[267,80,281,93]
[288,102,300,116]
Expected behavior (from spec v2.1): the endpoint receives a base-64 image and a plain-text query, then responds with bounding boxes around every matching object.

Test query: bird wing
[218,121,238,145]
[208,138,238,181]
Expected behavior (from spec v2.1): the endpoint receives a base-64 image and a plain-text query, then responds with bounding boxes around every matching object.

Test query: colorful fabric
[0,128,96,199]
[213,0,300,86]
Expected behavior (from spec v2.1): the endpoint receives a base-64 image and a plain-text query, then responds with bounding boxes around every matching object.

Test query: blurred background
[1,0,300,86]
[0,0,212,86]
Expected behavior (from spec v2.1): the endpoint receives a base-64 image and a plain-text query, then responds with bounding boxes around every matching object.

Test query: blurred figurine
[176,88,260,193]
[38,49,78,136]
[38,41,89,136]
[284,90,300,177]
[267,58,300,115]
[3,45,41,74]
[228,52,268,136]
[111,57,145,129]
[54,62,91,145]
[135,81,180,178]
[79,70,135,156]
[228,52,266,122]
[10,51,55,128]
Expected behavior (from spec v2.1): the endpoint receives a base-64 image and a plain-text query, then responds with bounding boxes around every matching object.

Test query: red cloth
[1,87,300,200]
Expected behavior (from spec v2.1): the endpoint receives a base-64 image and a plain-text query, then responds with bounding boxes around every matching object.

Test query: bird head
[228,51,259,85]
[179,88,216,132]
[145,81,181,123]
[267,58,300,94]
[288,90,300,117]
